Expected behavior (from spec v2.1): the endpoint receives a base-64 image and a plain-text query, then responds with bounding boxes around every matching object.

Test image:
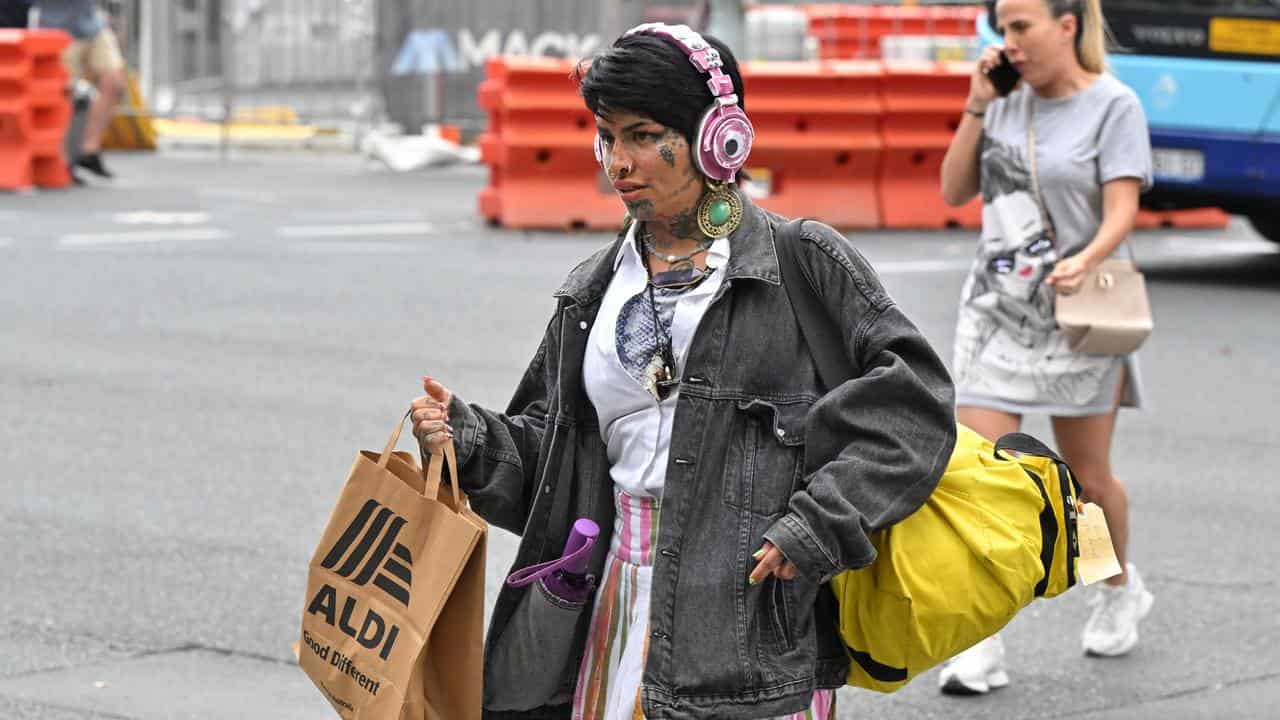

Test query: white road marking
[275,222,435,239]
[58,228,230,247]
[1154,239,1277,257]
[111,211,211,225]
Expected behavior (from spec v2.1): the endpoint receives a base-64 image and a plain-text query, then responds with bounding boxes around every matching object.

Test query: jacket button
[674,457,693,466]
[579,321,589,330]
[776,428,786,438]
[544,484,554,495]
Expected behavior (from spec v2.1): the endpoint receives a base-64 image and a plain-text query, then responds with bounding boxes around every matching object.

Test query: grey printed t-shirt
[952,73,1153,415]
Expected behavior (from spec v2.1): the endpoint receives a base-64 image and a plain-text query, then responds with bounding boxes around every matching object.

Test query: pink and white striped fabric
[571,490,837,720]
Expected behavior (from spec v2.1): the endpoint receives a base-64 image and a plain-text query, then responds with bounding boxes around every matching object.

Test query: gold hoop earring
[696,180,743,238]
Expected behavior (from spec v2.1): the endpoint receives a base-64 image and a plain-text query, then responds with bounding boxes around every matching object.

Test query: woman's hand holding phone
[969,46,1021,114]
[986,51,1022,98]
[968,46,1003,112]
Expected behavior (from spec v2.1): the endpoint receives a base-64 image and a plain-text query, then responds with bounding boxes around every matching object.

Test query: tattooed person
[411,24,956,720]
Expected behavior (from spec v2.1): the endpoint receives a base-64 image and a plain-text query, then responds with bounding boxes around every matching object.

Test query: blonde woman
[937,0,1155,695]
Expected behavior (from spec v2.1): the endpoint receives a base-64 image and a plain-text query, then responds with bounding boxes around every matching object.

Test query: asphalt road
[2,153,1278,719]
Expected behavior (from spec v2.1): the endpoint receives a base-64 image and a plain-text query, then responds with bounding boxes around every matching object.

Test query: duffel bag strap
[774,217,856,392]
[997,432,1083,593]
[994,433,1065,463]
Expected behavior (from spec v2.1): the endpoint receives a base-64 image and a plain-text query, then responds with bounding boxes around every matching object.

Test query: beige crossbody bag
[1027,101,1153,355]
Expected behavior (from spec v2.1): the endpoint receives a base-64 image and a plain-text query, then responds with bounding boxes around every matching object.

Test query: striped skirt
[571,490,837,720]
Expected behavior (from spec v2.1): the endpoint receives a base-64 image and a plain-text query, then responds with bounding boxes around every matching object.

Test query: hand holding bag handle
[303,410,486,720]
[1027,100,1153,355]
[378,409,463,508]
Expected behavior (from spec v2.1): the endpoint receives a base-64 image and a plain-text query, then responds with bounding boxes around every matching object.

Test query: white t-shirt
[583,223,729,498]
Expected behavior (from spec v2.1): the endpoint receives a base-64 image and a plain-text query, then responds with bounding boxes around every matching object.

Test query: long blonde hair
[1046,0,1109,72]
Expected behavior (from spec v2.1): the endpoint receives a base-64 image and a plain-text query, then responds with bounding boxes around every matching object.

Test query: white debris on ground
[361,125,481,172]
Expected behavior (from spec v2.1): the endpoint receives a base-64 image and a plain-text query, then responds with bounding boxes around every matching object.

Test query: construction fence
[104,0,376,147]
[97,0,994,147]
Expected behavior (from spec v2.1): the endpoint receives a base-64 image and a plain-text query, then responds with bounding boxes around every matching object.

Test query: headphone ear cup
[695,105,754,182]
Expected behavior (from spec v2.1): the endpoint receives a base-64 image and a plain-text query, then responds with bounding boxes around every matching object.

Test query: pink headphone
[593,23,755,183]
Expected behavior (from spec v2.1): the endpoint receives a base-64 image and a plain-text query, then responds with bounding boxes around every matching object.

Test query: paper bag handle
[424,440,463,509]
[377,410,463,508]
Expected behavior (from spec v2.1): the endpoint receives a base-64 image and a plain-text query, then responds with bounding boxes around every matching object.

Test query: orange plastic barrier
[476,57,621,230]
[476,58,886,231]
[806,5,981,60]
[743,60,884,228]
[0,29,71,191]
[475,59,506,225]
[878,61,982,229]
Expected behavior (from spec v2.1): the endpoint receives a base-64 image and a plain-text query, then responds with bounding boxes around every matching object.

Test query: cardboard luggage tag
[1076,502,1123,585]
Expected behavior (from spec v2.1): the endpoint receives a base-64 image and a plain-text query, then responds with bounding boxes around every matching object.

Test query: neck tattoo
[640,225,714,290]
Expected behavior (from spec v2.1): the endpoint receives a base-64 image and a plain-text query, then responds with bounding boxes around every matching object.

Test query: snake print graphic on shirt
[614,288,680,383]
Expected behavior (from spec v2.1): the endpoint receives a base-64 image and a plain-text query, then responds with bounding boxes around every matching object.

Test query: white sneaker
[1082,562,1155,657]
[939,634,1010,695]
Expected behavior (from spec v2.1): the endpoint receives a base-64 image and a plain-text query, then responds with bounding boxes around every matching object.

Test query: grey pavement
[1,152,1278,719]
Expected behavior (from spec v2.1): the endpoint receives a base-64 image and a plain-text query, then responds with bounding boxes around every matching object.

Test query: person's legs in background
[1052,372,1154,657]
[72,27,125,178]
[938,406,1022,695]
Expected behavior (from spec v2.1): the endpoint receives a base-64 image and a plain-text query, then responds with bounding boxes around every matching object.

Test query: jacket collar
[721,197,782,286]
[555,194,781,307]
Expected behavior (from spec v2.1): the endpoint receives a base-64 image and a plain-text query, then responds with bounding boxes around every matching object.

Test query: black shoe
[76,153,114,179]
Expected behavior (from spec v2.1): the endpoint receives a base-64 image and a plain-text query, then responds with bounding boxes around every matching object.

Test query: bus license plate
[1153,148,1205,182]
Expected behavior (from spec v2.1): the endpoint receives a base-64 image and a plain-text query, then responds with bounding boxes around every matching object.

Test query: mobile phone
[987,52,1021,97]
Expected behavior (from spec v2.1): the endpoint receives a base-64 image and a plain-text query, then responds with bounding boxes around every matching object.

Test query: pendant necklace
[639,242,679,402]
[641,227,713,289]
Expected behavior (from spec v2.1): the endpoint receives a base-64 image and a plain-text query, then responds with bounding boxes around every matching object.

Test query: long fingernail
[752,548,766,560]
[748,577,758,586]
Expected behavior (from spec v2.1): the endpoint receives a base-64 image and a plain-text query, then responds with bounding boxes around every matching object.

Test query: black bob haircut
[575,30,746,150]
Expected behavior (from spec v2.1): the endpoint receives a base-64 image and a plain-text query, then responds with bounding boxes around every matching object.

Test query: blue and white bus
[981,1,1280,242]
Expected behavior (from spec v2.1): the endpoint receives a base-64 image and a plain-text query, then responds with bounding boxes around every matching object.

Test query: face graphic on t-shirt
[978,191,1058,303]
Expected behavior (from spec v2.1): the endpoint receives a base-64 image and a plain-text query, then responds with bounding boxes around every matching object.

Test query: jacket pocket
[722,398,808,516]
[768,577,796,653]
[484,579,593,711]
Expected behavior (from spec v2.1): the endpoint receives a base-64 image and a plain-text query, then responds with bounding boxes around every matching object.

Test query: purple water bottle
[505,518,600,604]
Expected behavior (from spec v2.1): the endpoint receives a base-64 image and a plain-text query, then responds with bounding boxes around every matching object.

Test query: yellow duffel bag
[830,425,1081,692]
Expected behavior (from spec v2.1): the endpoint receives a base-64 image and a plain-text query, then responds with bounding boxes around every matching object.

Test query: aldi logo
[320,499,413,607]
[306,500,414,664]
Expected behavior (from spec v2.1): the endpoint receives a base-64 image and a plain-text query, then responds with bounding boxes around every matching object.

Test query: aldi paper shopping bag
[300,412,486,720]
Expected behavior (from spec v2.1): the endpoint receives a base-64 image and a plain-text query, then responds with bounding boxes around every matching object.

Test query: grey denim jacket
[448,200,957,719]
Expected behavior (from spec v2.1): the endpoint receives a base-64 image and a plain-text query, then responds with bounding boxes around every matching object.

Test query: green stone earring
[696,180,743,238]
